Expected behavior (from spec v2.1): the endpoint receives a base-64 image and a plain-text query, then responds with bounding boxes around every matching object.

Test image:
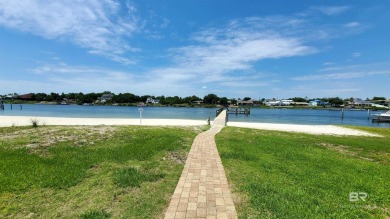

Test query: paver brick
[164,110,237,218]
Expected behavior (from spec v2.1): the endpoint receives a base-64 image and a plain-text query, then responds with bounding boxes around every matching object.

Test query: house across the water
[146,97,160,104]
[309,99,328,106]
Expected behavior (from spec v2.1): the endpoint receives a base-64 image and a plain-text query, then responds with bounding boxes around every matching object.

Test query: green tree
[372,97,386,101]
[112,93,139,103]
[219,97,228,105]
[183,95,201,104]
[140,95,151,102]
[79,93,96,104]
[156,96,166,105]
[203,94,219,104]
[328,97,344,106]
[50,92,62,102]
[33,93,47,101]
[292,97,307,102]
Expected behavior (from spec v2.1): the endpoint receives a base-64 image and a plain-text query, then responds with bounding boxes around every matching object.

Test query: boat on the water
[372,110,390,122]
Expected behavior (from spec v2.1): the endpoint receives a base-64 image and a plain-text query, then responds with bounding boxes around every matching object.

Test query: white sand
[0,116,207,127]
[228,122,379,136]
[0,116,379,136]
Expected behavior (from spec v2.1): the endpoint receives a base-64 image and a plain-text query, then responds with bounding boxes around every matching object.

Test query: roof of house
[19,93,33,99]
[238,100,254,104]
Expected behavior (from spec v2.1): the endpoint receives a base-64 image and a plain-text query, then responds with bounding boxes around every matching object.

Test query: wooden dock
[227,107,250,115]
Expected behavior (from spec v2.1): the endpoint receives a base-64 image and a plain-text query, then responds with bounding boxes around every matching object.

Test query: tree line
[2,92,232,105]
[2,92,387,106]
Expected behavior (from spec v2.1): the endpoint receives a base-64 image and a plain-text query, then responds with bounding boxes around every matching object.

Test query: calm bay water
[227,108,390,128]
[1,104,389,128]
[0,104,218,120]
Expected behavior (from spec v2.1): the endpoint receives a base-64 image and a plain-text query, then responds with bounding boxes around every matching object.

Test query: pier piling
[227,107,250,115]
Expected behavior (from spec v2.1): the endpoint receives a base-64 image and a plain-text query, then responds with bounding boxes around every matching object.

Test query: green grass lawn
[0,125,206,218]
[216,127,390,218]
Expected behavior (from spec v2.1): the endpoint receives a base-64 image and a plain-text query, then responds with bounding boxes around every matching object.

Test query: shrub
[31,118,39,128]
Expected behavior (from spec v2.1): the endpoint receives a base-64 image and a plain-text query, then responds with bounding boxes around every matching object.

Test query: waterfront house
[264,99,293,106]
[265,100,282,106]
[292,102,309,106]
[5,94,18,99]
[281,99,294,106]
[61,98,77,105]
[100,93,114,103]
[309,99,328,106]
[18,93,33,100]
[146,97,160,104]
[350,98,371,107]
[193,100,203,105]
[238,100,254,106]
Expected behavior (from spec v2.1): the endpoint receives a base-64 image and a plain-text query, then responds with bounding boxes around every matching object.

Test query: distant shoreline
[2,102,387,110]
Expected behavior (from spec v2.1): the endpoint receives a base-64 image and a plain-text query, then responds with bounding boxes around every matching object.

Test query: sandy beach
[0,116,208,127]
[0,116,378,136]
[228,121,379,136]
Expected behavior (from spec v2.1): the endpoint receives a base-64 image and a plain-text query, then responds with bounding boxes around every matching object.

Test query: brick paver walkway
[164,110,237,219]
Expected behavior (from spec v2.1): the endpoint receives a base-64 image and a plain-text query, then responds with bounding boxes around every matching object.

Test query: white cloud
[268,81,363,98]
[0,0,140,64]
[319,63,390,72]
[292,63,390,87]
[292,70,390,81]
[31,63,137,86]
[311,6,351,16]
[1,5,374,97]
[148,17,316,89]
[219,81,271,87]
[25,62,200,95]
[344,22,360,28]
[352,52,361,58]
[323,62,334,66]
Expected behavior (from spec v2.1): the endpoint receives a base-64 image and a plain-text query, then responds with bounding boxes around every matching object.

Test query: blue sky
[0,0,389,99]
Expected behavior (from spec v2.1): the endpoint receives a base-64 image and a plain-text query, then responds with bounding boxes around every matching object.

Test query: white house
[309,100,328,106]
[281,99,294,106]
[193,100,203,105]
[100,93,114,103]
[265,99,294,106]
[265,100,282,106]
[146,97,160,104]
[351,98,371,107]
[292,102,309,106]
